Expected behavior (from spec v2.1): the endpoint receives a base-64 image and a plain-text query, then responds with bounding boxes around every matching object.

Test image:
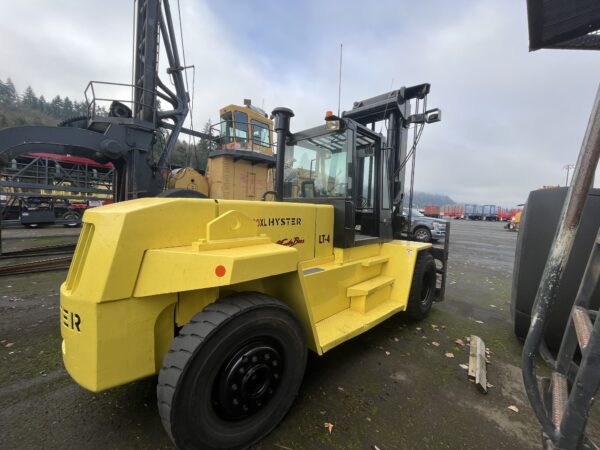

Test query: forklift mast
[343,84,435,236]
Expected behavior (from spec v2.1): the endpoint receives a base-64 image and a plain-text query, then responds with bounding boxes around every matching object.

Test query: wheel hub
[213,340,283,420]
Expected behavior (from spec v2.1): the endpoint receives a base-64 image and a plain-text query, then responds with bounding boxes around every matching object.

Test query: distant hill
[411,191,455,207]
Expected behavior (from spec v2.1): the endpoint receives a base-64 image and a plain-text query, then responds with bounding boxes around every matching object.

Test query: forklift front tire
[157,293,307,450]
[406,251,437,321]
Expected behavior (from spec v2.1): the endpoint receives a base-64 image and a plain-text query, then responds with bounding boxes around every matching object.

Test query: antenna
[337,43,343,117]
[563,163,575,186]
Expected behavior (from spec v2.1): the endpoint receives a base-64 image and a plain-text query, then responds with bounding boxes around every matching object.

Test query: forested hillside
[412,191,455,206]
[0,77,86,128]
[0,77,211,169]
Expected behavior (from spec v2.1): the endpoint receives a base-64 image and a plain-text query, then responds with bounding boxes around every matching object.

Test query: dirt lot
[0,221,596,449]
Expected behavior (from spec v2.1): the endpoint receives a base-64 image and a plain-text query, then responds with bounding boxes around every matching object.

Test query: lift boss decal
[276,237,305,247]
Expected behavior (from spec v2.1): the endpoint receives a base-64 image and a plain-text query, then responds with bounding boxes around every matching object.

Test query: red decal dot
[215,265,226,277]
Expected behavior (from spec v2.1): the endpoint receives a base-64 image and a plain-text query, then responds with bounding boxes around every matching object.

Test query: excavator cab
[217,101,273,156]
[206,100,276,200]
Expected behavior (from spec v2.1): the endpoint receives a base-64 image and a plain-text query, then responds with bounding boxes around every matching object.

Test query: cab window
[219,111,234,143]
[251,119,270,147]
[234,111,248,143]
[284,130,351,199]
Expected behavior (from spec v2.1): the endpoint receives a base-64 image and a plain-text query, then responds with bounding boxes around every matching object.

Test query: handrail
[84,81,158,124]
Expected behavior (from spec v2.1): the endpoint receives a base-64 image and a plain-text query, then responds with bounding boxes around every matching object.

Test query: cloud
[1,0,599,206]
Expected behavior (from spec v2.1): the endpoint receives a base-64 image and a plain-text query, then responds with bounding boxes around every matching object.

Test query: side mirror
[425,108,442,123]
[406,108,442,125]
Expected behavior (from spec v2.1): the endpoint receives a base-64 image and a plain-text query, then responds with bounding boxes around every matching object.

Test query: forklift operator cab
[284,116,389,248]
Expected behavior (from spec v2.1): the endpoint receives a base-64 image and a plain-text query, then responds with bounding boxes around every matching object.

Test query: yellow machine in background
[167,100,275,202]
[165,167,209,194]
[61,85,445,449]
[509,210,522,231]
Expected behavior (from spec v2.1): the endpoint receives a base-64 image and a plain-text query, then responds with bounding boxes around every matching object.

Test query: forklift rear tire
[406,251,437,321]
[157,293,307,450]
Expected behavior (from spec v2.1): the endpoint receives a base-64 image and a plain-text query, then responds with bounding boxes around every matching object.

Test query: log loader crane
[0,0,276,248]
[0,0,197,201]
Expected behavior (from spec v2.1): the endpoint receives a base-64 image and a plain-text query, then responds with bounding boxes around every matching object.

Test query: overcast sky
[2,0,600,206]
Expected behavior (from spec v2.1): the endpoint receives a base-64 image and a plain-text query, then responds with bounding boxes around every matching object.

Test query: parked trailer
[423,204,440,218]
[440,204,464,219]
[464,204,483,220]
[498,207,511,221]
[482,204,499,221]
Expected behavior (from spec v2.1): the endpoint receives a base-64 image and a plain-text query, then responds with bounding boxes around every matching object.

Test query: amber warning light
[324,111,340,130]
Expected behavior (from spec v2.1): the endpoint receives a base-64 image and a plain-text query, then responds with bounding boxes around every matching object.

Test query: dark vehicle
[19,197,82,228]
[403,208,447,242]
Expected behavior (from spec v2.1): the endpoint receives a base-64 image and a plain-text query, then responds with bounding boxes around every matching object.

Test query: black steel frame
[0,0,190,202]
[523,4,600,447]
[521,86,600,448]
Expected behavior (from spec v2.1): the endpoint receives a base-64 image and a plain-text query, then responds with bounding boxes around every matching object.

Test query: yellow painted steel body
[166,167,210,196]
[60,198,430,392]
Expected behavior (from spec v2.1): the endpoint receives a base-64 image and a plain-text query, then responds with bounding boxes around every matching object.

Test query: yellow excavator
[60,84,445,449]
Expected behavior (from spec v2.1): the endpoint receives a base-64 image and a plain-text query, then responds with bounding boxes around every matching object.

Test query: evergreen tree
[22,86,38,107]
[0,78,6,105]
[3,78,18,105]
[50,95,63,116]
[38,95,47,113]
[73,100,87,116]
[6,78,18,104]
[63,96,74,116]
[171,139,190,167]
[195,119,213,170]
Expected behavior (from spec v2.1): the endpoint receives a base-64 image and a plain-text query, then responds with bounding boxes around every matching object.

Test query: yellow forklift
[60,85,445,449]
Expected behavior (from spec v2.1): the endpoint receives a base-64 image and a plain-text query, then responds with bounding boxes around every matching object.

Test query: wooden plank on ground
[468,335,477,379]
[469,335,487,394]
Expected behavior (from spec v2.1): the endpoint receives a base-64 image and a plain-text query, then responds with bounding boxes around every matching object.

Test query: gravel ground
[0,221,597,449]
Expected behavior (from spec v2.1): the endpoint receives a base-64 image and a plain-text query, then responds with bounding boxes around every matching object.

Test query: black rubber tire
[413,226,432,243]
[406,251,437,321]
[62,212,81,228]
[157,293,307,450]
[157,188,207,198]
